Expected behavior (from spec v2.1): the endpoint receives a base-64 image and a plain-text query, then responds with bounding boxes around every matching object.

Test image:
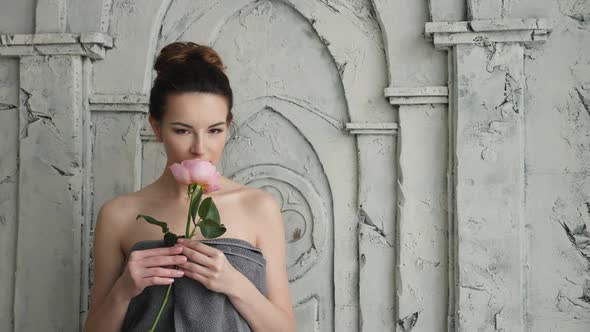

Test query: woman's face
[150,92,230,166]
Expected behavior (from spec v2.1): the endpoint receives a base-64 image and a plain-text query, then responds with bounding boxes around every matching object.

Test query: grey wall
[523,0,590,330]
[0,0,588,331]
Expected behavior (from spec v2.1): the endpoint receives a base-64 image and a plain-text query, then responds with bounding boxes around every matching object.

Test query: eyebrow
[170,121,226,129]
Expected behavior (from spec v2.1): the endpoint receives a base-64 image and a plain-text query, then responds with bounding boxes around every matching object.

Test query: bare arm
[225,192,296,332]
[83,282,133,332]
[83,199,187,332]
[83,200,132,332]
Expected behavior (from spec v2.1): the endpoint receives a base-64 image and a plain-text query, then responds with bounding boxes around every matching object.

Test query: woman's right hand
[115,244,188,300]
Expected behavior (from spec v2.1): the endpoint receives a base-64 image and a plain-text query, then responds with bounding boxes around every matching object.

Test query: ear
[148,115,163,142]
[226,121,234,140]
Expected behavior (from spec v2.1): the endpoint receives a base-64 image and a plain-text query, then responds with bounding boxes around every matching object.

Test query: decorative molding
[444,40,527,330]
[231,164,328,282]
[385,86,449,105]
[345,123,398,135]
[293,295,321,332]
[140,128,157,141]
[425,18,552,48]
[0,32,113,59]
[89,94,148,113]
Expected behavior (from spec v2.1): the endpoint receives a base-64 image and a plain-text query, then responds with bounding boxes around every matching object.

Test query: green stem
[189,218,201,239]
[185,204,192,239]
[185,185,202,239]
[185,184,195,238]
[151,184,202,331]
[149,280,173,332]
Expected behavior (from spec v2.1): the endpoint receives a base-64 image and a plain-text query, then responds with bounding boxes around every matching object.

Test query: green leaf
[198,197,220,224]
[190,188,203,223]
[164,232,178,247]
[198,219,226,239]
[137,214,169,233]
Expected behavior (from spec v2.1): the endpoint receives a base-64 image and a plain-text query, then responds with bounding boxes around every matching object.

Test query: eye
[174,129,190,135]
[210,128,224,134]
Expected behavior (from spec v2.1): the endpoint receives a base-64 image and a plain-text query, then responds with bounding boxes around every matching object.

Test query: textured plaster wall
[0,0,35,34]
[374,0,448,87]
[395,104,449,332]
[0,56,19,331]
[523,0,590,330]
[0,0,589,331]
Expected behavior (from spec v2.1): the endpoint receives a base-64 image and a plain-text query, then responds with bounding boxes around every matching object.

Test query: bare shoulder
[218,178,279,212]
[235,186,284,246]
[97,194,140,224]
[95,194,142,246]
[240,186,281,217]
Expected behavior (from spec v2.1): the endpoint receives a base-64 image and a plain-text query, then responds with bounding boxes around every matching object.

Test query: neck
[156,166,192,201]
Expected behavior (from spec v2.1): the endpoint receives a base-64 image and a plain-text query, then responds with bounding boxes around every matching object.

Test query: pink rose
[169,159,222,193]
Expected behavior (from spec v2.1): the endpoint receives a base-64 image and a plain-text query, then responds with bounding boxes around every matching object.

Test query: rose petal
[169,163,192,185]
[183,158,217,185]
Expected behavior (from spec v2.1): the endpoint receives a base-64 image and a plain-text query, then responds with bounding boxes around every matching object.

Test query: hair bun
[154,42,225,75]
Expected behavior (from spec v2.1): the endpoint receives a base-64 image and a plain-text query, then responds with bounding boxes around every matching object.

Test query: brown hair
[149,42,233,123]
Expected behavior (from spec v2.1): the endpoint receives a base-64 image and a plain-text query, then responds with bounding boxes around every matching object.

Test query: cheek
[209,135,227,156]
[211,136,226,152]
[162,133,189,154]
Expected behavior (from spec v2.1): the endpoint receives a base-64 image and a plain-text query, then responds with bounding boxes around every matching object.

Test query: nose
[189,135,205,157]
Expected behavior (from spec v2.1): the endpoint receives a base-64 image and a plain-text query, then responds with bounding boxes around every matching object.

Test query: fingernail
[177,271,184,276]
[168,279,174,283]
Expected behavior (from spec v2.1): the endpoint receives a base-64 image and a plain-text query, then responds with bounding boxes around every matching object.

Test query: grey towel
[121,238,267,332]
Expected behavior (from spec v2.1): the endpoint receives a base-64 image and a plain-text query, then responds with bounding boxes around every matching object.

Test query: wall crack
[359,207,392,248]
[0,103,17,111]
[397,311,419,331]
[560,221,590,266]
[574,87,590,117]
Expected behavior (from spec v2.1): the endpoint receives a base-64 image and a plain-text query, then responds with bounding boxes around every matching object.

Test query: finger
[177,239,220,257]
[178,262,213,278]
[146,276,176,286]
[141,267,185,278]
[130,245,183,260]
[142,255,187,268]
[181,269,208,285]
[180,246,214,268]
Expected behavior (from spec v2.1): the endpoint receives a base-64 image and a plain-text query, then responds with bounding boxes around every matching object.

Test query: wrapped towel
[121,237,267,332]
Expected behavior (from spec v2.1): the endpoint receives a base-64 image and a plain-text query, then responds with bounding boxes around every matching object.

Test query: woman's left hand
[176,238,239,294]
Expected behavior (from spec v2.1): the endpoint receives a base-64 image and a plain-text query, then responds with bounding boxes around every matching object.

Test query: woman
[83,42,296,331]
